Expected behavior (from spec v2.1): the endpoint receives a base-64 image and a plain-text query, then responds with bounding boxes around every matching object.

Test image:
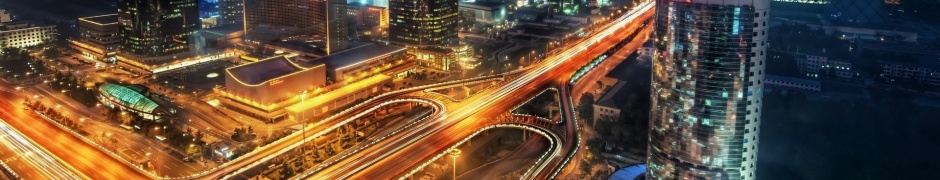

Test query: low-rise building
[765,74,821,91]
[70,14,119,62]
[285,74,392,121]
[219,56,327,122]
[411,46,457,71]
[307,43,409,82]
[795,54,856,80]
[592,80,625,122]
[97,83,177,120]
[458,2,507,24]
[217,43,413,122]
[0,21,57,49]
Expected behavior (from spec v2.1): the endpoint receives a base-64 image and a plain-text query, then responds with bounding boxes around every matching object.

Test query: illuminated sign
[269,79,284,86]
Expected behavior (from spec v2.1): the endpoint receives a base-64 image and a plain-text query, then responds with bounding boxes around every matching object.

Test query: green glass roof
[98,83,160,114]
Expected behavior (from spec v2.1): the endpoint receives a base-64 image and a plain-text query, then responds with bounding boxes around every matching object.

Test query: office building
[358,6,389,28]
[388,0,459,47]
[219,0,244,25]
[648,0,769,179]
[245,0,348,54]
[458,1,508,24]
[70,14,120,62]
[117,0,200,63]
[0,21,57,49]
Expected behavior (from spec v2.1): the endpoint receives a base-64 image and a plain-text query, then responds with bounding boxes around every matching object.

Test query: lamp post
[301,90,308,164]
[448,148,461,180]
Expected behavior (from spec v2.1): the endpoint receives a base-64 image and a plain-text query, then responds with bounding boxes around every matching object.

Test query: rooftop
[303,43,405,70]
[286,74,391,112]
[97,83,163,114]
[79,14,118,25]
[595,80,627,109]
[226,56,307,85]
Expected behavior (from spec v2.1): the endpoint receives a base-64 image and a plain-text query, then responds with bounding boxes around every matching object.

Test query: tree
[578,93,595,121]
[186,144,202,158]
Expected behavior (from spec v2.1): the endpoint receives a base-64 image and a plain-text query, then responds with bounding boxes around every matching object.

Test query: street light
[448,148,461,180]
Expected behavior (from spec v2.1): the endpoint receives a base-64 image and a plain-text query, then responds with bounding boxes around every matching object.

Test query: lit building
[219,0,244,25]
[70,14,120,62]
[458,2,508,24]
[245,0,348,54]
[311,43,409,82]
[219,56,328,122]
[117,0,200,63]
[648,0,769,179]
[347,3,389,28]
[388,0,459,47]
[411,46,457,71]
[0,9,11,23]
[218,43,413,122]
[97,83,177,120]
[358,6,389,28]
[0,21,57,49]
[285,74,392,121]
[795,54,856,80]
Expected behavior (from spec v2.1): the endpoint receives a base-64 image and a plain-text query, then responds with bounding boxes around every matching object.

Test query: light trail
[0,118,84,180]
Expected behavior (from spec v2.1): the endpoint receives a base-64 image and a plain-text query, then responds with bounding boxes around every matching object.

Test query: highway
[301,1,655,179]
[0,88,150,179]
[0,118,83,179]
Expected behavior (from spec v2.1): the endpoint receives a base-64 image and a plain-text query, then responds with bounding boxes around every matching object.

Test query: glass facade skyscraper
[388,0,458,47]
[117,0,200,58]
[648,0,768,179]
[245,0,349,54]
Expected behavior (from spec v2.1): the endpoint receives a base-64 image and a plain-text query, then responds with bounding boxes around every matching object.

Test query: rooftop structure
[97,83,175,120]
[301,43,409,82]
[220,55,327,122]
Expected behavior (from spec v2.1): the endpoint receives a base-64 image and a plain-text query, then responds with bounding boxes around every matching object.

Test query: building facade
[388,0,458,47]
[70,14,120,62]
[0,22,57,49]
[648,0,769,179]
[796,54,856,80]
[220,56,328,122]
[219,0,244,25]
[117,0,199,62]
[245,0,348,54]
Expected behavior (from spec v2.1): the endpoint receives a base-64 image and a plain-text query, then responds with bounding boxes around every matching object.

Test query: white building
[0,22,57,48]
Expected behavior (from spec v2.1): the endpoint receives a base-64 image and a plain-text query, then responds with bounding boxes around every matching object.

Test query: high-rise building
[219,0,244,25]
[117,0,199,60]
[648,0,769,179]
[388,0,458,47]
[245,0,348,54]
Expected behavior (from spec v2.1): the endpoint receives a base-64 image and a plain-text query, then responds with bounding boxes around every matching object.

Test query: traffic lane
[348,15,649,179]
[0,93,149,179]
[0,125,59,179]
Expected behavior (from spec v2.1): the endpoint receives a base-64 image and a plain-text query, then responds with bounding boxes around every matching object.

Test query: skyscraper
[219,0,244,25]
[388,0,458,47]
[648,0,768,179]
[245,0,348,54]
[117,0,199,59]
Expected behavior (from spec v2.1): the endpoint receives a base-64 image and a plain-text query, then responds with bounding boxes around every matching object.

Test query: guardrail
[398,123,563,180]
[222,98,446,180]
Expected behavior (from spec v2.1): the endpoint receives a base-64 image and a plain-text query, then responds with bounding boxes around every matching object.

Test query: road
[0,118,83,179]
[0,89,150,179]
[303,2,655,179]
